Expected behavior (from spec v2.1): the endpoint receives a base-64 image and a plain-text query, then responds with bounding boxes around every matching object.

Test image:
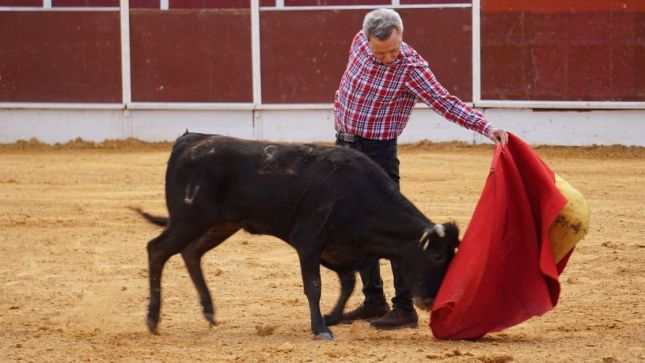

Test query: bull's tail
[129,207,168,227]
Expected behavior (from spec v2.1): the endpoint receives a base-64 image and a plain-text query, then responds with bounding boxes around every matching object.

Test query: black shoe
[342,301,390,323]
[370,308,418,330]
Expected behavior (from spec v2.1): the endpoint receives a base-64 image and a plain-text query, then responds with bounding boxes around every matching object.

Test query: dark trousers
[335,134,414,311]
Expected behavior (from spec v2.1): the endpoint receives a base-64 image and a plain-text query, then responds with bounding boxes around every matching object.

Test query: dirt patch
[0,137,172,152]
[398,139,645,159]
[0,140,643,362]
[4,137,645,159]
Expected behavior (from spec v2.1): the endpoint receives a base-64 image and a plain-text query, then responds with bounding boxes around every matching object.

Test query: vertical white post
[275,0,284,8]
[392,0,400,7]
[43,0,52,8]
[472,0,482,105]
[251,0,262,105]
[120,0,132,106]
[160,0,169,10]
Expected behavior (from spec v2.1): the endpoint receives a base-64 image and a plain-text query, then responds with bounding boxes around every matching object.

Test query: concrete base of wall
[1,107,643,146]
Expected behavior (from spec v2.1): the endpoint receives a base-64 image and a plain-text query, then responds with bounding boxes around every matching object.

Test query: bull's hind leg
[180,223,239,327]
[323,270,355,326]
[147,225,206,334]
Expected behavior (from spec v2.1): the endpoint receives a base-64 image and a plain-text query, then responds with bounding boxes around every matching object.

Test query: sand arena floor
[0,139,643,362]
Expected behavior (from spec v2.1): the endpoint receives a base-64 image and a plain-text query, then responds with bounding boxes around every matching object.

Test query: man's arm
[406,66,508,146]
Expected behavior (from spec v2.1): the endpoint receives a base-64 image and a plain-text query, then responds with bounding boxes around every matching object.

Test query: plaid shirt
[334,31,492,140]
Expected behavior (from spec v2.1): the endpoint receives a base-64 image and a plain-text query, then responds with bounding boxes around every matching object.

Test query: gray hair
[362,8,404,41]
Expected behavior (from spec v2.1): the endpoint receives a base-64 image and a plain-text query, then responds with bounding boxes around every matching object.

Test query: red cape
[430,134,572,340]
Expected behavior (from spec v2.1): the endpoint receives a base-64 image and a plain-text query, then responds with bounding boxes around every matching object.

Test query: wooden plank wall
[481,0,645,101]
[260,8,472,103]
[1,1,642,103]
[0,12,122,103]
[130,9,253,102]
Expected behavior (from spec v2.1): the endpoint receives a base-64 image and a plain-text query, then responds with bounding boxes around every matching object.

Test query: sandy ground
[0,139,643,362]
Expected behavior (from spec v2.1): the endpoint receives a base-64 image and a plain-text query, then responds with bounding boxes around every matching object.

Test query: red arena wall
[0,11,122,103]
[481,0,645,101]
[260,7,472,103]
[0,1,643,104]
[0,0,40,5]
[129,9,253,102]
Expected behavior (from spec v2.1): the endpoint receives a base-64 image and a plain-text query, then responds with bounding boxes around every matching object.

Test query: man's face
[368,29,402,66]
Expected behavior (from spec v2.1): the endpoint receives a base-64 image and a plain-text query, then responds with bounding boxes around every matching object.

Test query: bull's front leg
[298,252,333,340]
[323,270,355,326]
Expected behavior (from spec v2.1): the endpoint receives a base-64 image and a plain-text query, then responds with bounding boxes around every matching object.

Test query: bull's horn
[433,224,446,238]
[419,230,429,245]
[419,229,430,251]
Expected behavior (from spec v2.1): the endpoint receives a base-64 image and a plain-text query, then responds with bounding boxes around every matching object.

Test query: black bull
[137,132,459,340]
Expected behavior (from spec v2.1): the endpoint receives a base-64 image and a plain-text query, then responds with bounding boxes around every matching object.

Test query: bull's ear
[446,222,460,250]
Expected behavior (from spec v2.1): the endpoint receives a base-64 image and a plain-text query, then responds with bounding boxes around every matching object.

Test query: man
[334,8,508,330]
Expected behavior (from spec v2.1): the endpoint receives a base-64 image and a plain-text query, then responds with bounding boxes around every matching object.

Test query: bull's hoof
[204,313,218,327]
[314,332,334,341]
[147,316,160,335]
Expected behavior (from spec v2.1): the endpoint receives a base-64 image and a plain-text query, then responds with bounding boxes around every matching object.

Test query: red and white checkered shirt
[334,31,492,140]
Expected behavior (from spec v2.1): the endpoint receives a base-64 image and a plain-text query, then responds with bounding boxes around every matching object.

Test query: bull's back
[163,133,400,235]
[164,133,266,208]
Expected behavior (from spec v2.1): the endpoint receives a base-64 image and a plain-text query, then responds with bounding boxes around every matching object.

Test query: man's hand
[487,127,509,147]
